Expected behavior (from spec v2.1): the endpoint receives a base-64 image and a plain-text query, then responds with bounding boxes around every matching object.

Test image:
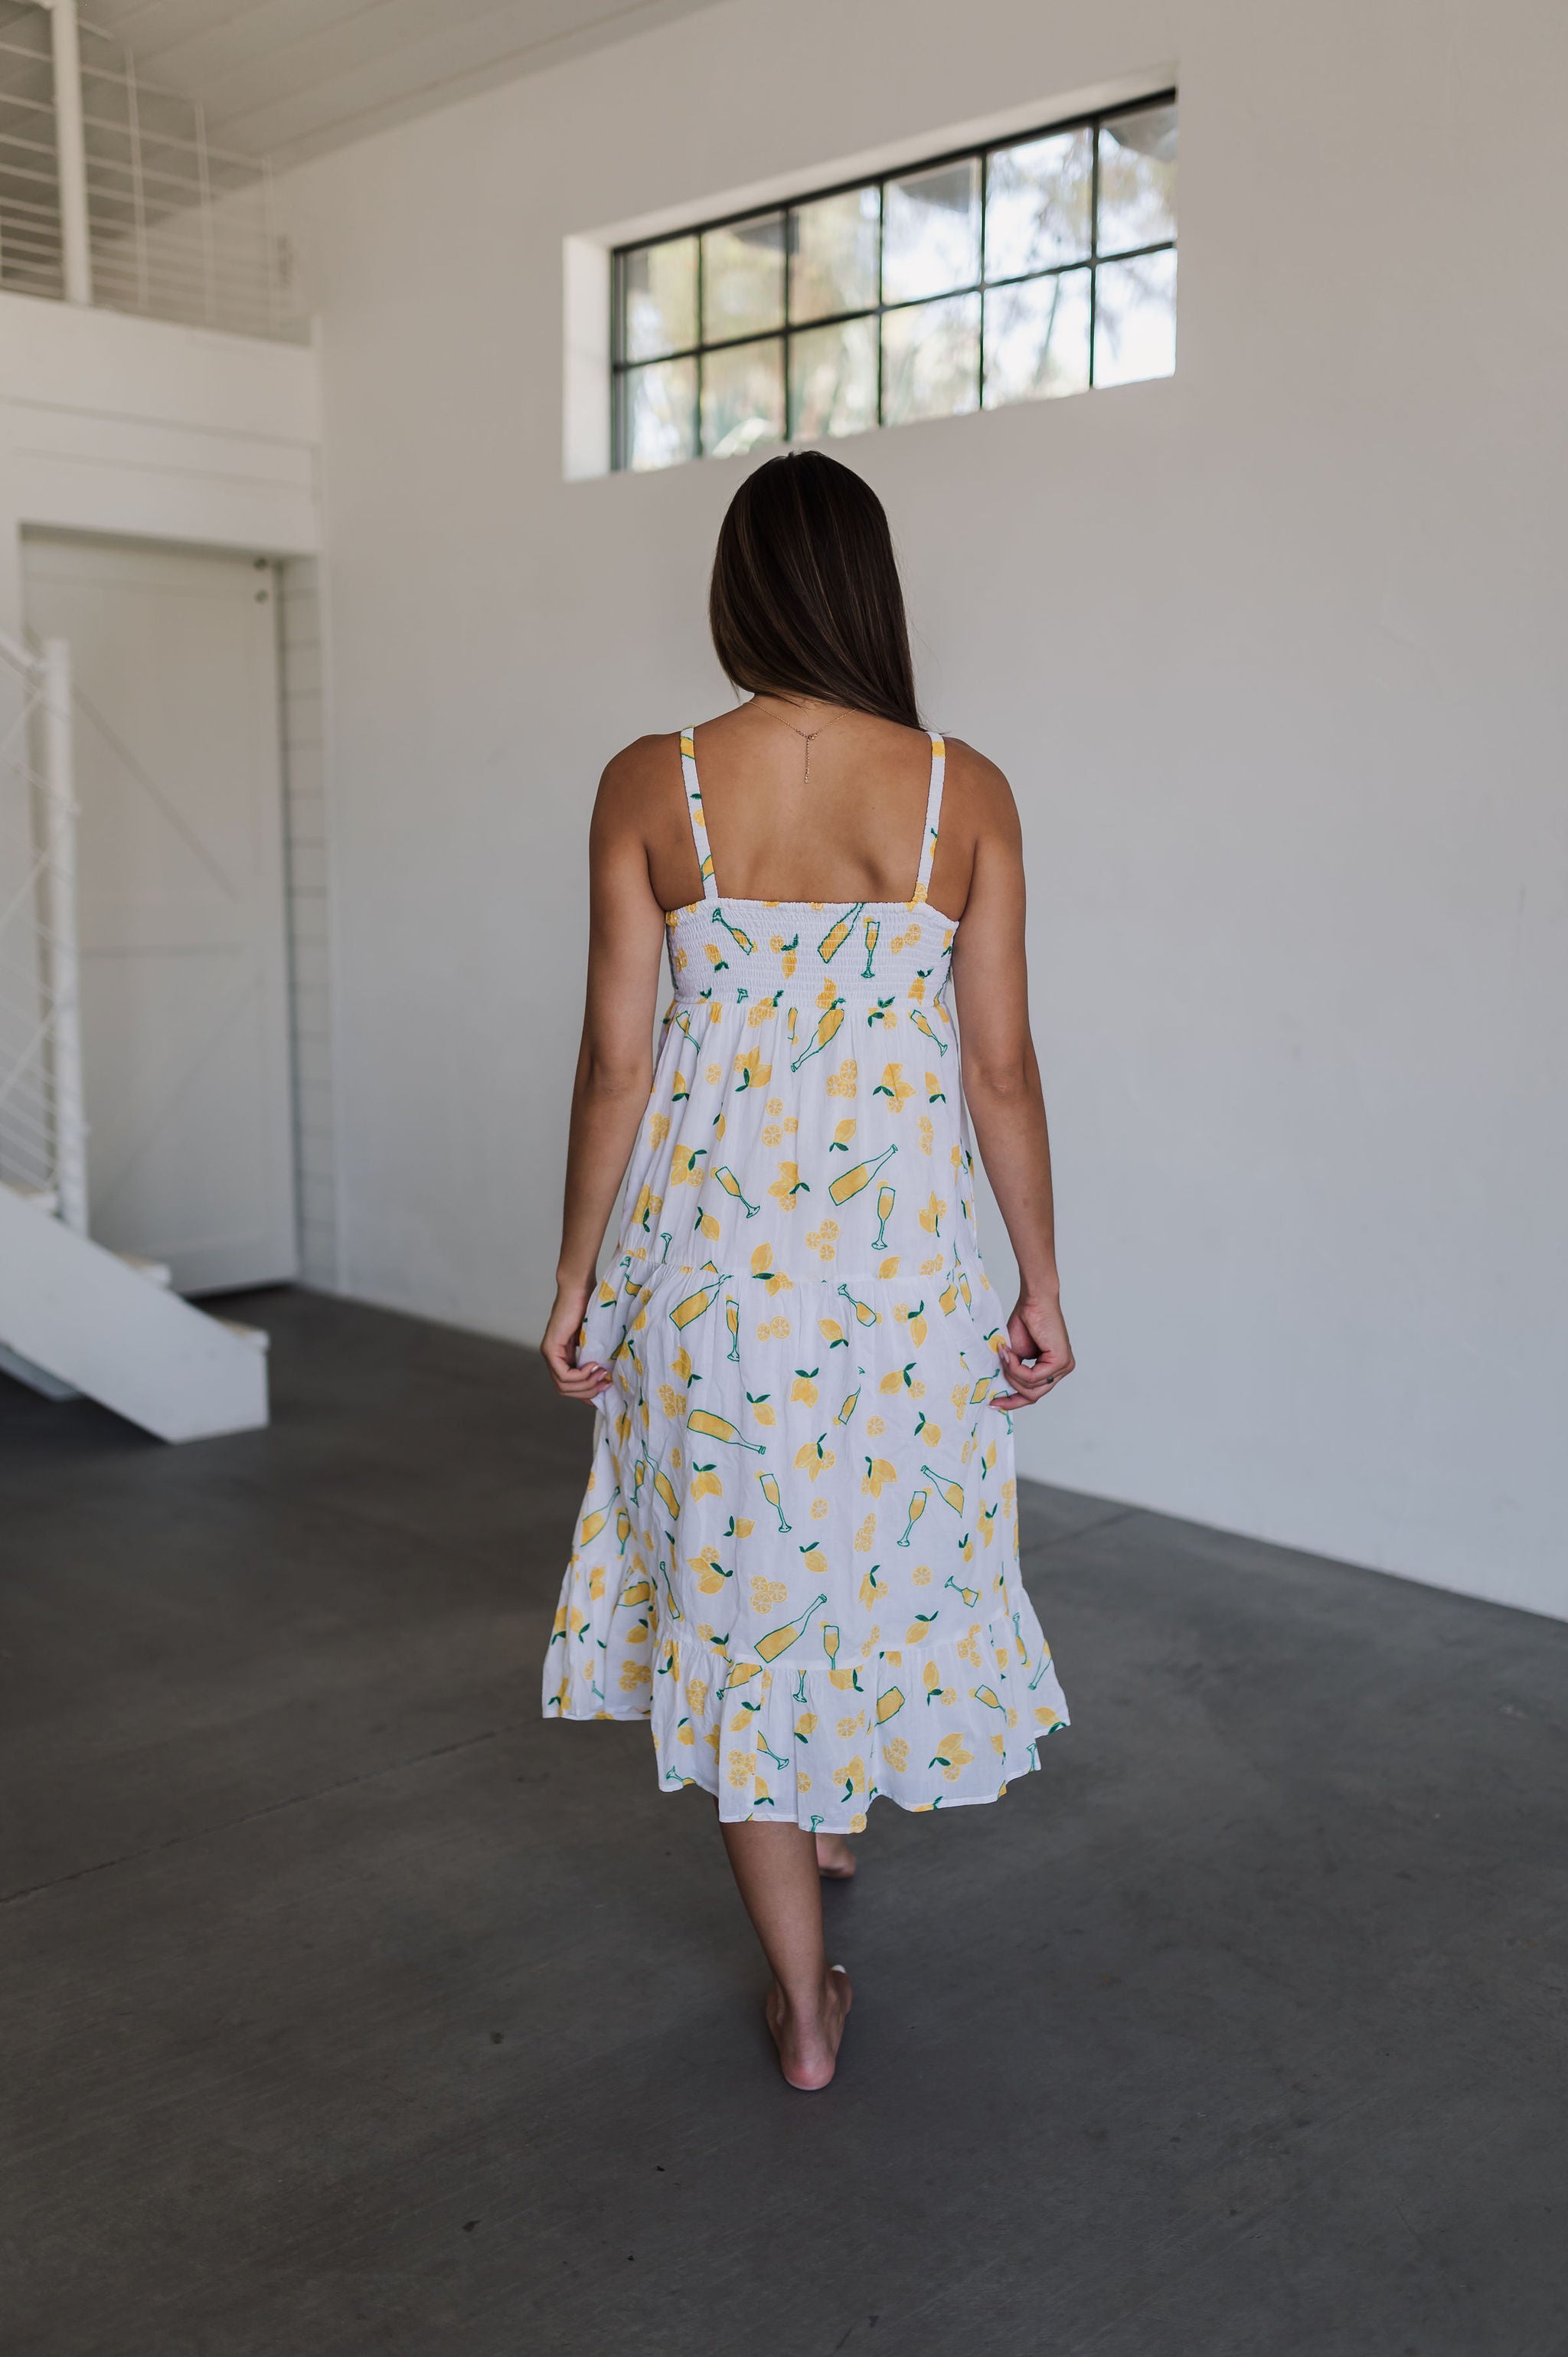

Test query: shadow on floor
[2,1287,1563,2355]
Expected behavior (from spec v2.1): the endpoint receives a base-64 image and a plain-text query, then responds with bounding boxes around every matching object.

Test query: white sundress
[542,726,1069,1832]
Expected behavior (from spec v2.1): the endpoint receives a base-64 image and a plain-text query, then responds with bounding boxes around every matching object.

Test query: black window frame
[611,87,1177,471]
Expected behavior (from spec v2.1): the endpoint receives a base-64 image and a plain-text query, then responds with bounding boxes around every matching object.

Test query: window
[612,93,1176,471]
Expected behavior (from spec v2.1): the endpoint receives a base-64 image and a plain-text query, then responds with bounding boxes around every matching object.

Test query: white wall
[286,0,1568,1620]
[0,292,322,633]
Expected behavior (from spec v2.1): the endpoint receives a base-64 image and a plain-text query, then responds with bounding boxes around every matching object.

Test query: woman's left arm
[540,744,669,1401]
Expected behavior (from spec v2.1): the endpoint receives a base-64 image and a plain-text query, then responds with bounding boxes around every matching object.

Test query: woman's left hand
[991,1293,1074,1411]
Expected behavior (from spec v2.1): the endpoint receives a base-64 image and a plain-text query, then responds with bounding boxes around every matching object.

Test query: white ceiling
[77,0,723,164]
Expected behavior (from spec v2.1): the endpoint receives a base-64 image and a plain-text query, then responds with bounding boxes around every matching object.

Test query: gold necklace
[778,708,841,784]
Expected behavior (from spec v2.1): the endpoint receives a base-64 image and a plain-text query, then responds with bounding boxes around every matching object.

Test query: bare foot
[815,1833,857,1879]
[765,1966,853,2091]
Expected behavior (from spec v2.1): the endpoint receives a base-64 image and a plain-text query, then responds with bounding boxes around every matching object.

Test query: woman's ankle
[773,1968,834,2021]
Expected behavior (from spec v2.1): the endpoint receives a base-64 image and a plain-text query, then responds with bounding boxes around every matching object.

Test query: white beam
[41,0,93,306]
[40,637,88,1236]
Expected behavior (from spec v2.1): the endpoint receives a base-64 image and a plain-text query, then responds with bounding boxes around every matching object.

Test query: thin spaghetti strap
[680,725,719,903]
[910,731,946,907]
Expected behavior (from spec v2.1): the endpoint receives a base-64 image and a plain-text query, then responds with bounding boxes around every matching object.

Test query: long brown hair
[708,451,921,728]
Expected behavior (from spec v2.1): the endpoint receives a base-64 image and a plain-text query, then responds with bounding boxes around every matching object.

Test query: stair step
[3,1183,60,1216]
[0,1342,80,1401]
[214,1318,270,1354]
[0,1184,269,1440]
[116,1251,172,1289]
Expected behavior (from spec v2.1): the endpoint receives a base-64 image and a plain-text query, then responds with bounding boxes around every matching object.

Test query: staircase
[0,623,269,1443]
[0,1181,269,1440]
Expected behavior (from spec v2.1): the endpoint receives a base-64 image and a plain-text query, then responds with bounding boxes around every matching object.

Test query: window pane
[622,237,697,361]
[789,315,878,440]
[789,185,880,323]
[701,212,785,343]
[985,129,1092,278]
[1093,248,1177,385]
[984,269,1090,405]
[1096,105,1178,255]
[701,336,785,456]
[622,356,698,468]
[883,159,981,304]
[881,292,979,426]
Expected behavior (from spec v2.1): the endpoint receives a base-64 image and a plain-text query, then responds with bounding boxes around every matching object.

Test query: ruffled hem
[544,1599,1070,1833]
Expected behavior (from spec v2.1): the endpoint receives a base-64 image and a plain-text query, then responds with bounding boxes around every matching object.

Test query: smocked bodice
[665,893,956,1011]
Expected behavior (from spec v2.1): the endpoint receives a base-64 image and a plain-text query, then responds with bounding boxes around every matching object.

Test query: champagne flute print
[873,1182,896,1249]
[757,1469,792,1532]
[791,998,844,1071]
[861,915,880,978]
[725,1296,740,1361]
[910,1006,947,1054]
[714,1166,759,1217]
[897,1488,929,1547]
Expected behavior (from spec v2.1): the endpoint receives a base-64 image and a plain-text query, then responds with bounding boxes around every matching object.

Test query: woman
[541,450,1073,2091]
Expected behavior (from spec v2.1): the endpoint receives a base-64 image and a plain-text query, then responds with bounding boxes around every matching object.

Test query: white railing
[0,622,87,1231]
[0,0,301,342]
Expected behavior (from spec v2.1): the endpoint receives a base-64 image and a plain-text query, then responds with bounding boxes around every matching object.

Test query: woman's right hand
[540,1277,612,1402]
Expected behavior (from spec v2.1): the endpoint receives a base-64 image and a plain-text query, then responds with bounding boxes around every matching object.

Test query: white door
[23,534,298,1293]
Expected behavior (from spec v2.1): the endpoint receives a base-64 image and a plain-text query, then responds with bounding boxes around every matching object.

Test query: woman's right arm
[946,750,1075,1412]
[540,744,669,1402]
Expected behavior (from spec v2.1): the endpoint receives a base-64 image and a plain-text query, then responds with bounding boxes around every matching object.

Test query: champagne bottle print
[873,1182,896,1249]
[828,1141,897,1208]
[818,904,866,964]
[713,909,755,955]
[714,1166,760,1217]
[688,1407,766,1453]
[921,1463,965,1513]
[670,1270,730,1328]
[897,1489,928,1546]
[756,1592,828,1662]
[861,915,880,978]
[651,1463,681,1520]
[756,1469,792,1532]
[791,998,844,1071]
[836,1280,879,1327]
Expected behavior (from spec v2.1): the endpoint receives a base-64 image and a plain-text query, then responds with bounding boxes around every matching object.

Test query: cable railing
[0,0,303,342]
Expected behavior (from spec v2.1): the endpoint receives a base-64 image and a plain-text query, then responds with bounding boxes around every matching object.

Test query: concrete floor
[2,1289,1564,2357]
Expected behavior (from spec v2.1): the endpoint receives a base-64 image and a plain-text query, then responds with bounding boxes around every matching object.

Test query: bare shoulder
[596,731,679,812]
[941,737,1021,844]
[590,731,684,852]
